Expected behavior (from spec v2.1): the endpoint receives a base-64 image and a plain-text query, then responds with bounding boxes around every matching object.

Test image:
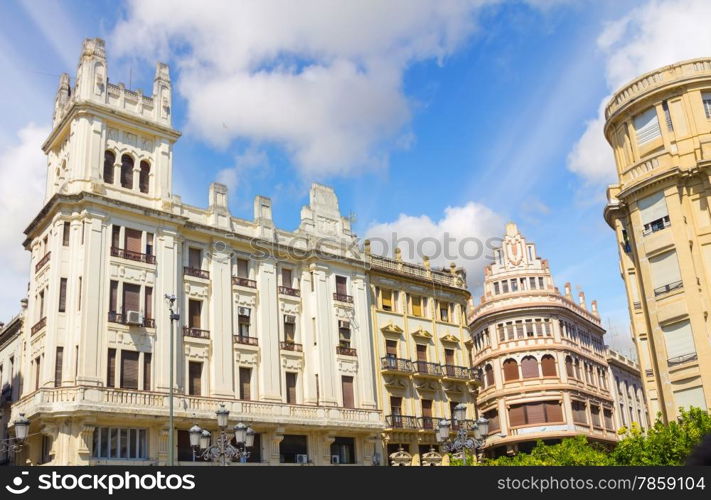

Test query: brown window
[591,405,602,428]
[283,315,296,342]
[188,247,201,269]
[54,347,63,388]
[439,302,450,322]
[521,356,539,379]
[124,228,142,254]
[421,399,432,418]
[335,275,347,296]
[111,225,120,249]
[565,356,574,378]
[508,404,526,427]
[509,401,563,427]
[545,401,564,422]
[541,355,557,377]
[416,344,427,362]
[120,154,134,189]
[145,232,153,256]
[386,340,397,357]
[444,348,454,366]
[239,367,252,400]
[120,350,139,390]
[63,222,70,246]
[285,372,297,404]
[603,409,614,430]
[484,409,499,433]
[503,359,519,381]
[238,308,251,336]
[236,258,249,278]
[188,300,202,329]
[109,280,118,313]
[381,289,393,311]
[411,296,423,317]
[143,353,152,391]
[572,400,587,424]
[188,361,202,395]
[122,283,141,314]
[58,277,68,312]
[144,286,153,320]
[526,402,546,424]
[139,161,150,193]
[104,151,115,184]
[485,364,495,386]
[338,320,351,347]
[390,396,402,415]
[342,376,354,408]
[34,356,41,390]
[107,348,116,387]
[281,268,292,287]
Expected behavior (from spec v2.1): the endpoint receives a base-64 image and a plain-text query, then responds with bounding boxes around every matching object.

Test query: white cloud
[365,202,505,290]
[0,123,49,321]
[111,0,496,177]
[568,0,711,184]
[216,147,270,194]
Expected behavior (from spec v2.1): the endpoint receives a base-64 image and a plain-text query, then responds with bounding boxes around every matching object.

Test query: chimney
[579,291,587,310]
[564,282,572,299]
[591,300,599,316]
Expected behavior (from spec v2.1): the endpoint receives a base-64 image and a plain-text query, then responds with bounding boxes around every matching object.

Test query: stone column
[257,257,281,401]
[209,241,234,398]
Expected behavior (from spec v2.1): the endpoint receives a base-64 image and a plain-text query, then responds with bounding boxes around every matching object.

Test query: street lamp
[190,404,254,465]
[1,413,31,457]
[164,294,179,466]
[436,404,488,463]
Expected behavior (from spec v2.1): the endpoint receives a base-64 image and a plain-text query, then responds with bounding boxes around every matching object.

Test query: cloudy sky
[2,0,710,355]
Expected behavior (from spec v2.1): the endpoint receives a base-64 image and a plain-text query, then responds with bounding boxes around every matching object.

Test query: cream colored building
[604,58,711,421]
[364,245,474,466]
[469,223,618,457]
[606,348,649,431]
[0,303,25,464]
[6,38,384,466]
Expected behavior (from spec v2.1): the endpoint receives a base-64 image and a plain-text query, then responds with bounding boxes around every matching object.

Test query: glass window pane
[120,428,128,458]
[110,428,118,458]
[139,429,147,458]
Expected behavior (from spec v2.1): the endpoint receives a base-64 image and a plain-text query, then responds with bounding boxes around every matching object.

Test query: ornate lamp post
[189,404,255,466]
[436,404,488,463]
[1,414,30,457]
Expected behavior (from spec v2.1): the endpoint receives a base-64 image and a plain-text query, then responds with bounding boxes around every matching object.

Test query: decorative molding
[381,323,404,336]
[440,334,460,344]
[411,328,432,339]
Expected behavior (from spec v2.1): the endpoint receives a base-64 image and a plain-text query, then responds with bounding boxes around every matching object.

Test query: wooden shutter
[444,349,454,365]
[188,362,202,395]
[485,410,500,432]
[58,278,67,312]
[603,409,614,430]
[342,376,354,408]
[281,268,292,287]
[188,248,201,269]
[390,396,402,415]
[107,348,116,387]
[526,402,545,425]
[189,300,201,328]
[521,356,539,378]
[122,284,140,313]
[109,280,118,312]
[545,401,563,423]
[485,365,495,386]
[421,399,432,418]
[634,107,661,146]
[120,351,139,390]
[541,355,557,377]
[125,228,142,253]
[638,191,668,225]
[411,296,422,316]
[144,287,153,320]
[565,356,574,378]
[662,320,696,360]
[381,289,392,310]
[239,367,251,401]
[143,353,152,391]
[336,276,347,295]
[54,347,63,387]
[416,344,427,361]
[508,404,525,427]
[386,340,397,357]
[572,401,587,424]
[63,222,70,246]
[112,225,120,249]
[590,405,601,427]
[286,372,297,404]
[649,250,681,289]
[503,359,519,381]
[237,258,249,278]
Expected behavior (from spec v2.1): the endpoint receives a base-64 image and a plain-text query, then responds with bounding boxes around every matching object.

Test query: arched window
[139,161,150,193]
[521,356,539,378]
[104,151,115,184]
[484,364,494,387]
[121,154,134,189]
[503,359,519,382]
[565,356,574,378]
[541,355,557,377]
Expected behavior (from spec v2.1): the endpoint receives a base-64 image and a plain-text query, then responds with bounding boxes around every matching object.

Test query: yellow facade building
[604,58,711,421]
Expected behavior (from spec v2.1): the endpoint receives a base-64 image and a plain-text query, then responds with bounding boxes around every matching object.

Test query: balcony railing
[380,356,414,373]
[442,365,470,379]
[35,252,51,273]
[232,276,257,289]
[280,341,303,352]
[333,293,353,303]
[645,369,654,377]
[233,334,259,346]
[278,286,301,297]
[642,215,671,236]
[386,415,419,430]
[336,345,357,356]
[183,327,210,339]
[31,317,46,335]
[111,247,156,264]
[184,266,210,279]
[413,360,443,377]
[653,280,683,297]
[107,312,155,327]
[418,416,440,431]
[667,352,697,367]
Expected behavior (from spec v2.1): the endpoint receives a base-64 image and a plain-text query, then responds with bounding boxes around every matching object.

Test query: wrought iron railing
[667,352,697,367]
[653,280,683,296]
[35,252,51,273]
[418,416,441,431]
[280,341,303,352]
[107,312,155,327]
[183,327,210,339]
[233,334,258,346]
[336,346,357,356]
[111,247,156,264]
[413,360,443,377]
[278,286,300,297]
[31,317,46,335]
[380,356,414,373]
[232,276,257,288]
[333,293,353,303]
[442,365,470,379]
[385,415,419,430]
[184,266,210,279]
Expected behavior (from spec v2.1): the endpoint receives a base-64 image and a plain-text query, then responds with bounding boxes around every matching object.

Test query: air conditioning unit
[296,454,309,464]
[331,455,340,464]
[125,310,144,325]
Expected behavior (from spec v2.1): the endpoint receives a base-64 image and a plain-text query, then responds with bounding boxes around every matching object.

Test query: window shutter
[188,362,202,395]
[526,402,546,425]
[444,349,454,365]
[144,287,153,319]
[572,401,587,424]
[122,284,141,313]
[416,344,427,361]
[286,373,297,404]
[107,348,116,387]
[342,376,354,409]
[382,290,392,309]
[485,410,500,432]
[604,409,614,430]
[485,365,495,386]
[673,386,707,411]
[590,405,601,427]
[54,347,64,387]
[634,107,661,146]
[336,276,347,295]
[541,355,557,377]
[545,401,563,423]
[508,404,525,427]
[649,251,681,289]
[63,222,70,246]
[237,258,249,278]
[189,300,202,328]
[503,359,519,381]
[58,278,67,312]
[386,340,397,357]
[188,248,201,269]
[239,367,251,400]
[109,280,118,312]
[281,268,292,287]
[521,356,539,378]
[124,229,142,253]
[143,353,152,391]
[112,225,121,249]
[120,351,139,390]
[638,191,668,225]
[662,320,696,360]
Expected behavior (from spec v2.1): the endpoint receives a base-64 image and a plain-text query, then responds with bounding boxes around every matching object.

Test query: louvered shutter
[486,410,500,432]
[503,359,519,381]
[508,404,525,427]
[673,386,707,411]
[188,248,201,269]
[638,191,668,225]
[662,320,696,360]
[521,357,539,378]
[122,284,141,313]
[124,229,142,253]
[634,107,661,146]
[336,276,347,295]
[54,347,63,387]
[109,280,118,312]
[107,348,116,387]
[526,403,546,424]
[541,355,557,377]
[286,373,297,404]
[545,401,563,423]
[649,251,681,289]
[189,362,202,395]
[239,367,251,400]
[144,287,153,320]
[342,376,354,409]
[590,405,601,427]
[604,409,614,430]
[143,353,152,390]
[120,351,139,390]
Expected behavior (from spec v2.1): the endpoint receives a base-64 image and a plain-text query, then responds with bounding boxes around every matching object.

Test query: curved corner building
[604,58,711,421]
[469,223,617,457]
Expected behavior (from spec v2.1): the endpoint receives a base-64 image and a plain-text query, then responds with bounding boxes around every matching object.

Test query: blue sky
[3,0,711,356]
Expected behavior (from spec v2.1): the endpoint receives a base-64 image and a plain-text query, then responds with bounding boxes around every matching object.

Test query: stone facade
[607,349,649,431]
[604,58,711,421]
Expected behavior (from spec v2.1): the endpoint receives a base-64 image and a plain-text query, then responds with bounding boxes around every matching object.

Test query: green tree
[482,435,612,466]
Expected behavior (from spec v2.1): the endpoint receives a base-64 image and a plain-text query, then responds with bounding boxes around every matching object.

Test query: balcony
[632,301,642,309]
[380,356,414,374]
[654,280,683,297]
[233,334,258,346]
[278,286,300,297]
[642,215,670,236]
[107,312,155,328]
[413,360,443,378]
[418,416,441,431]
[645,369,654,377]
[280,341,303,352]
[667,352,697,367]
[183,327,210,339]
[333,293,353,304]
[184,266,209,280]
[442,365,470,380]
[111,247,156,265]
[336,346,357,356]
[385,414,419,430]
[31,317,46,336]
[232,276,257,289]
[35,252,51,273]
